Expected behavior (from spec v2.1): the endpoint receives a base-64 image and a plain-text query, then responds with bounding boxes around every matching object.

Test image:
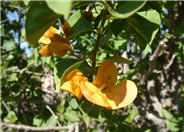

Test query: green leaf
[127,9,161,50]
[64,110,80,122]
[166,122,179,132]
[7,73,18,82]
[107,1,146,19]
[110,19,126,37]
[60,60,84,87]
[3,111,18,123]
[57,100,65,113]
[54,58,78,92]
[147,1,163,13]
[70,98,79,109]
[143,44,151,56]
[72,1,92,9]
[109,56,132,64]
[25,1,59,44]
[98,112,106,123]
[99,27,113,46]
[33,115,44,127]
[2,40,16,52]
[125,109,138,124]
[113,39,128,50]
[45,115,57,127]
[7,66,18,72]
[23,0,30,6]
[11,0,18,9]
[67,10,93,39]
[82,113,90,123]
[46,0,72,20]
[174,23,184,36]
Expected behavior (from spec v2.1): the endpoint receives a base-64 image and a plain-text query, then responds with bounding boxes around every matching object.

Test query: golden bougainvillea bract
[60,60,137,109]
[39,26,72,57]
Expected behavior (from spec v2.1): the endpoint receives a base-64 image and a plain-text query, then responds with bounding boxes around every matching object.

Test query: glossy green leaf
[60,60,84,87]
[25,2,59,44]
[54,58,78,93]
[109,56,132,64]
[110,19,126,37]
[67,10,93,39]
[107,1,146,19]
[127,9,161,50]
[46,0,72,20]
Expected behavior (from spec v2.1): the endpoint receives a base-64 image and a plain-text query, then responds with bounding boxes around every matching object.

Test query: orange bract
[61,70,87,100]
[61,21,72,35]
[38,26,72,57]
[60,60,138,109]
[93,60,117,89]
[39,46,53,57]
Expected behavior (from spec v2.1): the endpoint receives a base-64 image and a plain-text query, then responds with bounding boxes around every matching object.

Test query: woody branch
[0,122,79,132]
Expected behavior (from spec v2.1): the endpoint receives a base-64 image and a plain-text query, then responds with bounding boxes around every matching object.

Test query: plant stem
[70,50,91,69]
[91,8,107,75]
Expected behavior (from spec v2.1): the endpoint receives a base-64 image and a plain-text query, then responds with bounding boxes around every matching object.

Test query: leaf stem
[91,8,107,75]
[70,50,91,69]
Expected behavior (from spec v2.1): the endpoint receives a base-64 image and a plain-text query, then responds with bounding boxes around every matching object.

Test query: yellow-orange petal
[38,26,60,45]
[62,21,72,35]
[39,46,53,57]
[103,80,137,109]
[38,35,51,45]
[48,41,72,52]
[66,70,84,81]
[60,70,86,100]
[54,50,67,57]
[80,81,110,108]
[93,60,117,89]
[61,81,82,100]
[52,34,70,44]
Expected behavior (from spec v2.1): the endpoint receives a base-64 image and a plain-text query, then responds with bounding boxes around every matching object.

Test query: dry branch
[46,105,61,127]
[0,122,78,131]
[141,38,168,85]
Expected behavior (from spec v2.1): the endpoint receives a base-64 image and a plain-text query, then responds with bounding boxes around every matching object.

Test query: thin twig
[13,69,40,76]
[164,54,176,70]
[91,8,107,74]
[2,101,10,113]
[141,38,168,85]
[46,105,61,127]
[70,51,91,69]
[0,122,78,131]
[0,19,9,24]
[70,50,82,60]
[12,69,54,79]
